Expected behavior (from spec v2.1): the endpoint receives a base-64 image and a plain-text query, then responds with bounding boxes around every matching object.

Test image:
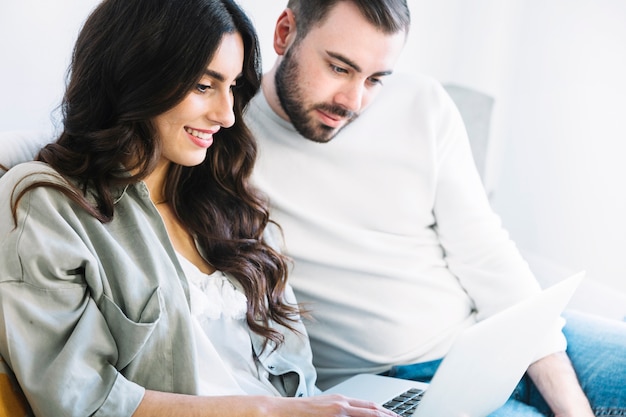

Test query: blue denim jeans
[384,310,626,416]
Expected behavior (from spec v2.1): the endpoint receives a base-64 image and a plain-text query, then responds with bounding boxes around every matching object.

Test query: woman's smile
[185,126,219,148]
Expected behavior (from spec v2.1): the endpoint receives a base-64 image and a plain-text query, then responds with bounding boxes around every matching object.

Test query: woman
[0,0,396,416]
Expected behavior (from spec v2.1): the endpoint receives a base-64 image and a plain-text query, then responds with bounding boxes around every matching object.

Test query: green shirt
[0,162,317,417]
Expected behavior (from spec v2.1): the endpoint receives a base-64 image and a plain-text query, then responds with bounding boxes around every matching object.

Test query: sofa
[1,85,624,414]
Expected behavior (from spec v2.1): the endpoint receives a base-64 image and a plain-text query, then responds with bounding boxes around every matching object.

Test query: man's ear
[273,8,298,56]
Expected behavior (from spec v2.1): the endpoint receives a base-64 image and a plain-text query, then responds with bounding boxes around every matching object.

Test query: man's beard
[274,46,358,143]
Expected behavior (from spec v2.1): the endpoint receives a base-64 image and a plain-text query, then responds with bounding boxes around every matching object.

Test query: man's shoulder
[368,72,454,118]
[377,72,450,105]
[385,72,445,93]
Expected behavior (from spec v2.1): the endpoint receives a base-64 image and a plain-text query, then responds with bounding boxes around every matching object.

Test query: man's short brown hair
[286,0,410,41]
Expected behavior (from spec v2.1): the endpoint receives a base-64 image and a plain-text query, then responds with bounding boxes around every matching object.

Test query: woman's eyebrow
[204,69,226,82]
[203,69,243,83]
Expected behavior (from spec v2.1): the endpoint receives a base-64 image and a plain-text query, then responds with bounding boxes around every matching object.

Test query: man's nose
[334,82,365,113]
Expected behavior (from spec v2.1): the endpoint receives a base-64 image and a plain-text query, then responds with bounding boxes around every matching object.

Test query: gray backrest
[443,83,495,183]
[0,130,54,177]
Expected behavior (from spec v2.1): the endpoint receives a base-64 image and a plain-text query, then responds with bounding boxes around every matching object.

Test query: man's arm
[526,352,593,417]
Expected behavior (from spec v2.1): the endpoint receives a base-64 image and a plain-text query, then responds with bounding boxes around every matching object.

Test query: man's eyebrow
[326,51,393,78]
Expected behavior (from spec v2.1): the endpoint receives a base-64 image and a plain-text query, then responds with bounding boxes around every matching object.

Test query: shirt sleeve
[0,167,145,417]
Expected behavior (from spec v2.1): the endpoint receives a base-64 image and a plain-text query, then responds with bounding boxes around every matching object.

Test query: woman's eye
[196,83,212,93]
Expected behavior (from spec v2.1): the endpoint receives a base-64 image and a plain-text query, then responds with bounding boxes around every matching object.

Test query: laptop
[323,272,585,417]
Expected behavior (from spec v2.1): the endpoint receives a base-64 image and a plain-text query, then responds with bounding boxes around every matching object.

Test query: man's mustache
[315,104,356,120]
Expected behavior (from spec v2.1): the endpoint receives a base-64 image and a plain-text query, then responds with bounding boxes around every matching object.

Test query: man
[245,0,626,415]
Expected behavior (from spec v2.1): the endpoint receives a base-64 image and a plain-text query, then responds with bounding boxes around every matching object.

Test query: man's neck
[261,67,291,122]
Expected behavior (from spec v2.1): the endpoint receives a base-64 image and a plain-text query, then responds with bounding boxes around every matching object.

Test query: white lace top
[176,252,280,396]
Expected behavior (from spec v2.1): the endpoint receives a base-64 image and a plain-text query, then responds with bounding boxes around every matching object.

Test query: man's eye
[368,77,383,86]
[330,64,348,75]
[196,83,212,93]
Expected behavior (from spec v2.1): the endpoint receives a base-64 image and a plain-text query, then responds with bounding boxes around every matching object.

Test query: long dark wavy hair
[11,0,299,346]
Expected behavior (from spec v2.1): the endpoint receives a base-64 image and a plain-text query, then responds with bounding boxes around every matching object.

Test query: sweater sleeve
[430,86,567,354]
[0,165,145,417]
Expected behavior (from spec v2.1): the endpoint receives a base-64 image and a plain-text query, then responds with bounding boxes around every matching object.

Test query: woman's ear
[273,8,297,56]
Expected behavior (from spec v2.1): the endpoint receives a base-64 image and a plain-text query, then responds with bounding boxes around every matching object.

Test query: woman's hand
[270,394,399,416]
[134,390,398,417]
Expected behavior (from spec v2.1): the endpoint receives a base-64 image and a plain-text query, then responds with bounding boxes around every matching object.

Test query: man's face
[274,2,406,143]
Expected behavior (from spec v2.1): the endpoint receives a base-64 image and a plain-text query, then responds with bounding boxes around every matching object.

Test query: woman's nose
[209,90,236,128]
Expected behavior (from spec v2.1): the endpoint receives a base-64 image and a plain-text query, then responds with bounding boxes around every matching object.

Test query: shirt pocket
[98,286,163,370]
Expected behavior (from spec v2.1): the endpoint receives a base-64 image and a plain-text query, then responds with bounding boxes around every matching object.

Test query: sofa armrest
[522,249,626,322]
[0,357,32,417]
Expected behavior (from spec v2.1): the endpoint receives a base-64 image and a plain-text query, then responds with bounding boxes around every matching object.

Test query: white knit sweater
[246,72,566,389]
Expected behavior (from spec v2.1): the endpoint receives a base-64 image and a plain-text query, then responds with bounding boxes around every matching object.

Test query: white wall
[488,1,626,294]
[2,0,625,294]
[0,0,101,132]
[429,1,626,295]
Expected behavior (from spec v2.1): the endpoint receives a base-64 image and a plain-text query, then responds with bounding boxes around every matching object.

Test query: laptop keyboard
[382,388,425,416]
